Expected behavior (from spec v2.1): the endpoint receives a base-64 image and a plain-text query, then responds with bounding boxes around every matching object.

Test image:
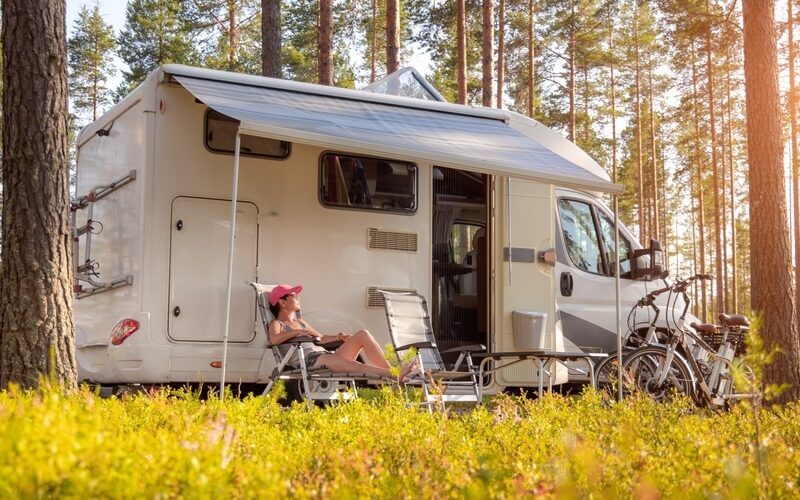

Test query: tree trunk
[318,0,333,85]
[1,0,77,390]
[386,0,400,74]
[481,0,493,107]
[634,10,644,244]
[567,1,576,142]
[648,51,659,243]
[526,0,534,117]
[609,20,617,184]
[742,0,800,403]
[691,39,708,321]
[370,0,378,82]
[227,0,238,69]
[790,0,800,327]
[706,0,724,315]
[497,0,505,108]
[262,0,281,77]
[456,0,467,104]
[727,53,738,312]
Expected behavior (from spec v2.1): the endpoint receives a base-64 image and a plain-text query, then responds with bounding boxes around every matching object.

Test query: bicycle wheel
[594,352,626,392]
[621,346,694,402]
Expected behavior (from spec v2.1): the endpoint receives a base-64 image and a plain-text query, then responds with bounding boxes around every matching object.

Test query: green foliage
[68,2,117,124]
[185,0,262,74]
[117,0,198,94]
[1,385,799,497]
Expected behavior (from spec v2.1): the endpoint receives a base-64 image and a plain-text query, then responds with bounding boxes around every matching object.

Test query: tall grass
[0,385,798,498]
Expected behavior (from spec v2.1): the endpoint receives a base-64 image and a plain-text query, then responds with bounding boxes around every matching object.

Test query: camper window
[558,199,603,275]
[204,109,290,159]
[319,153,417,214]
[597,211,633,276]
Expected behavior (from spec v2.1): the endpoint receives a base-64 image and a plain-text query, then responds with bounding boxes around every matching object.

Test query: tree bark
[706,0,724,315]
[370,0,378,82]
[318,0,333,85]
[1,0,77,389]
[789,0,800,328]
[481,0,493,107]
[742,0,800,403]
[526,0,534,117]
[496,0,505,108]
[262,0,281,77]
[386,0,400,74]
[456,0,467,104]
[691,39,708,321]
[634,9,644,244]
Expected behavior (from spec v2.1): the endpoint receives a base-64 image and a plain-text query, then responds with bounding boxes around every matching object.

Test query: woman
[267,284,416,381]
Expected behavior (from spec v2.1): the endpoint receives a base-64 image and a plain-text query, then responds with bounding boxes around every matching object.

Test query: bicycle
[620,274,754,408]
[594,280,678,391]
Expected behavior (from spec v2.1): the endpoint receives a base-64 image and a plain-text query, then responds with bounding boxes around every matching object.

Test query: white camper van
[72,65,667,392]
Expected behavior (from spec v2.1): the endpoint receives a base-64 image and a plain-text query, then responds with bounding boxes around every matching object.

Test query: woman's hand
[337,333,352,342]
[296,329,322,341]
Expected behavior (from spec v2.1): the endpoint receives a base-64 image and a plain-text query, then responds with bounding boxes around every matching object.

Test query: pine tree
[187,0,262,74]
[262,0,281,77]
[68,2,117,123]
[117,0,196,93]
[1,0,77,389]
[742,0,800,403]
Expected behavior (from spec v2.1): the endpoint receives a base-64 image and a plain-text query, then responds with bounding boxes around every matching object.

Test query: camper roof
[93,64,623,194]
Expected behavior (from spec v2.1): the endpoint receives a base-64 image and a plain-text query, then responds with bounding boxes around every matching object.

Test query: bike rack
[71,170,137,299]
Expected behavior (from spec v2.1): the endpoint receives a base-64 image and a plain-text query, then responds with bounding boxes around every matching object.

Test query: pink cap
[268,284,303,306]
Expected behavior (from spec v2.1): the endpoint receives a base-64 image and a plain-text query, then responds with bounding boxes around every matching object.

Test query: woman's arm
[268,320,321,345]
[297,320,352,344]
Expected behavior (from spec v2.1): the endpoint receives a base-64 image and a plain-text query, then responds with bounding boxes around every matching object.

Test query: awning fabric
[173,74,622,194]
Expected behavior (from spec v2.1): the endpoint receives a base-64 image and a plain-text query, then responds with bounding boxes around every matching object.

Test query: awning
[172,73,622,194]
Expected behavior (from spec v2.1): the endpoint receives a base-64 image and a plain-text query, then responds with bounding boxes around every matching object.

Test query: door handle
[560,272,573,297]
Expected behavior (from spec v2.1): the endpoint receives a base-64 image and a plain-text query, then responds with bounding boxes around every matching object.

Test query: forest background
[1,0,800,390]
[55,0,793,324]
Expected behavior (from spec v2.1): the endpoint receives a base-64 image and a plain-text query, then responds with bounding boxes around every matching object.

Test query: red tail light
[110,319,140,346]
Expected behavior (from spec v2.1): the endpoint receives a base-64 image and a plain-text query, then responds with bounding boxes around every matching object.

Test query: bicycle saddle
[690,322,717,335]
[718,313,750,327]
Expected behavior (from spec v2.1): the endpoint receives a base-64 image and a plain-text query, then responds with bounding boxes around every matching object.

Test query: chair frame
[379,290,485,409]
[248,281,386,403]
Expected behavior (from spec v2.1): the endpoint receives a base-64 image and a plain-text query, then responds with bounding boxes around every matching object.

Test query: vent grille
[367,287,417,308]
[367,228,418,252]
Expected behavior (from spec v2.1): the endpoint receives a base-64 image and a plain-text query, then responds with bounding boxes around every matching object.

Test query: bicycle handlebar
[635,274,713,307]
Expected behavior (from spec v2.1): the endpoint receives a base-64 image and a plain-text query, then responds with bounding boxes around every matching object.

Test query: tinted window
[205,109,290,158]
[558,199,603,274]
[320,153,417,213]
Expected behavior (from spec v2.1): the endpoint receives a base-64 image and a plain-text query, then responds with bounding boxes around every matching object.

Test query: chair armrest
[396,341,436,351]
[279,336,320,344]
[440,344,486,354]
[319,340,343,349]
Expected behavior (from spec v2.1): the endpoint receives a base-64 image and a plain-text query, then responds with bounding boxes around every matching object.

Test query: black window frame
[203,108,291,160]
[318,151,418,215]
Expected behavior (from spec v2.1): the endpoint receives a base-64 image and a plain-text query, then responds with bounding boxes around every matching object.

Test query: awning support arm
[220,130,243,400]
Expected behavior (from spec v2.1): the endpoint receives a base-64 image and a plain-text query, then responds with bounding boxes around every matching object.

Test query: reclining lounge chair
[379,290,485,409]
[247,281,388,403]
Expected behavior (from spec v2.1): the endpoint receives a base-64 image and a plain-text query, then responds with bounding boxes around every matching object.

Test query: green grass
[0,385,798,498]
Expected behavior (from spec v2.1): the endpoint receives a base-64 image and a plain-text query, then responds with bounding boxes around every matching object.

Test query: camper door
[495,179,561,386]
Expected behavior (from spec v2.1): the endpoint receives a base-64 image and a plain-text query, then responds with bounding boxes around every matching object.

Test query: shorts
[304,351,327,368]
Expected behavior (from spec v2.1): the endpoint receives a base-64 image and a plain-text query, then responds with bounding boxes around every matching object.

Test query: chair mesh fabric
[381,291,445,371]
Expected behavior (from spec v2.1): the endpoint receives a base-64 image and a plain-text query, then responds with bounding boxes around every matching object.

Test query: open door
[495,179,565,386]
[431,167,489,364]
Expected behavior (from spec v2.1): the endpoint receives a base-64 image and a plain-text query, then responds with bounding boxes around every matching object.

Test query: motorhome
[72,65,666,393]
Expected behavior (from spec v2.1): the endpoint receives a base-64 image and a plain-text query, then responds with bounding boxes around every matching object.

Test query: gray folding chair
[379,290,485,409]
[248,281,385,403]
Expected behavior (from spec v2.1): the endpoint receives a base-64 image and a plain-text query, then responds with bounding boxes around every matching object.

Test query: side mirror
[630,239,667,280]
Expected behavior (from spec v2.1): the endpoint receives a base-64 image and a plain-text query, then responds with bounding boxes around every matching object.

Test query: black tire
[594,352,626,392]
[621,346,694,402]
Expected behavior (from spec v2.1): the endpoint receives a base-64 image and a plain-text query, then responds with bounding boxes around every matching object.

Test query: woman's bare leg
[334,330,391,369]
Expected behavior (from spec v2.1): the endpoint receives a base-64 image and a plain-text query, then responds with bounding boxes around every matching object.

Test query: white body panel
[73,66,663,390]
